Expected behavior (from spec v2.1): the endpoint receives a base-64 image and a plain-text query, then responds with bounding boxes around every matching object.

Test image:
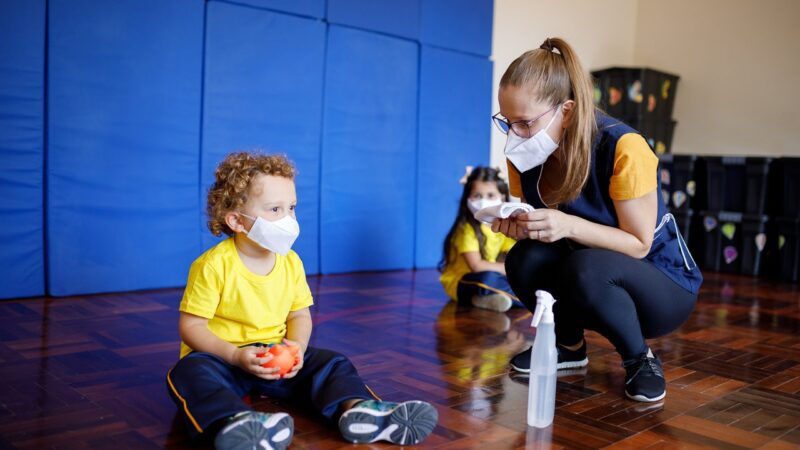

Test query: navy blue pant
[166,346,375,440]
[505,239,696,361]
[456,271,523,307]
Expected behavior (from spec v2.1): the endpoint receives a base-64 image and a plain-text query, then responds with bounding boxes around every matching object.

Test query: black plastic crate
[653,120,676,155]
[703,157,772,215]
[778,158,800,218]
[592,67,679,122]
[699,211,768,275]
[659,154,697,212]
[774,217,800,283]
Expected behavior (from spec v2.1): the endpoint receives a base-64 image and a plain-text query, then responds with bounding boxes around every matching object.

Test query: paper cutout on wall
[686,180,696,197]
[609,87,622,106]
[647,94,656,112]
[660,169,671,185]
[704,216,718,232]
[723,246,738,264]
[779,235,786,250]
[672,190,686,208]
[755,233,767,252]
[721,223,736,240]
[655,141,666,154]
[661,189,670,205]
[593,86,601,105]
[628,80,643,103]
[661,79,671,99]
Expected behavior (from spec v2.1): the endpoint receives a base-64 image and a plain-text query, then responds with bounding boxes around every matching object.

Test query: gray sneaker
[339,400,438,446]
[214,411,294,450]
[471,294,513,312]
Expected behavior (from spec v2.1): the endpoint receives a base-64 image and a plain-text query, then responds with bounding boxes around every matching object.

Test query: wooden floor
[0,270,799,449]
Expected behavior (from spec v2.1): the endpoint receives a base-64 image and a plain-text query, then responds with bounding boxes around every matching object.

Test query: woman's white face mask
[503,106,561,173]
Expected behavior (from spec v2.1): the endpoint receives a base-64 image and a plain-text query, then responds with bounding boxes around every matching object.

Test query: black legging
[505,239,696,361]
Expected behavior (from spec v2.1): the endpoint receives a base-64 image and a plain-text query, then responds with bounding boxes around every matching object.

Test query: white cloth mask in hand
[467,198,503,217]
[241,213,299,255]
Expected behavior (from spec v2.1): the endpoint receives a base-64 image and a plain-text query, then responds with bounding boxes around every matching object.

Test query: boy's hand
[232,346,282,380]
[280,338,305,379]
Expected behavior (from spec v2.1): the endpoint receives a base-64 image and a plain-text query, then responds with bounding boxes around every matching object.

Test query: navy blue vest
[518,112,703,294]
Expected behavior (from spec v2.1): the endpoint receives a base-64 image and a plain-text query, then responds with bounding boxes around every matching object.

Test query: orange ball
[257,343,299,376]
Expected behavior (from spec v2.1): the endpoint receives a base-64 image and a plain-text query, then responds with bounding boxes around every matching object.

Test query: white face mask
[241,213,299,256]
[467,198,503,216]
[503,106,561,173]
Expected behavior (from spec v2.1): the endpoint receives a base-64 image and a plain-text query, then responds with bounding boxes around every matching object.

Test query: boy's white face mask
[503,106,561,173]
[241,213,299,255]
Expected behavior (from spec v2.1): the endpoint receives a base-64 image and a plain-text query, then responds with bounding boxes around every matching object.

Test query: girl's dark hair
[439,166,510,272]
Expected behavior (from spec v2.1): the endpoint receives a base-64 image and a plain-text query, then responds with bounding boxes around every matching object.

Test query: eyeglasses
[492,105,557,139]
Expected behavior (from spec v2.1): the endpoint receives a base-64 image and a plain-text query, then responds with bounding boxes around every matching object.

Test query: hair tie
[458,165,474,185]
[539,38,556,53]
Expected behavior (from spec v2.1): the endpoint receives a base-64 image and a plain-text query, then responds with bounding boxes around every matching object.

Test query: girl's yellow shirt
[440,222,516,301]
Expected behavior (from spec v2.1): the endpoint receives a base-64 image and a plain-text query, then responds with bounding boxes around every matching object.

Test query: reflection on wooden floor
[0,269,798,449]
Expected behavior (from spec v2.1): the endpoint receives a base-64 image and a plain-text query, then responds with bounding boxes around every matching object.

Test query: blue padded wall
[421,0,493,57]
[47,0,204,296]
[320,26,418,273]
[0,0,46,299]
[327,0,420,40]
[202,2,326,274]
[212,0,325,18]
[416,47,493,268]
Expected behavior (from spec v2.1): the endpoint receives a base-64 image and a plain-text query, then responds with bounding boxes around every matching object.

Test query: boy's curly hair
[207,151,296,237]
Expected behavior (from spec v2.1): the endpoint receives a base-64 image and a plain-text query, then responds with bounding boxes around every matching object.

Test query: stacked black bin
[698,157,774,276]
[592,67,679,154]
[771,158,800,282]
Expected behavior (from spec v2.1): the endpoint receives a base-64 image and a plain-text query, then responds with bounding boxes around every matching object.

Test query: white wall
[490,0,800,165]
[634,0,800,156]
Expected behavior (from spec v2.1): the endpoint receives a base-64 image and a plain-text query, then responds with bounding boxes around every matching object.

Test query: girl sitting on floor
[439,166,522,312]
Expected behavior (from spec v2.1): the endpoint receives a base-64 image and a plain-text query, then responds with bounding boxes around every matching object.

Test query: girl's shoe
[471,294,513,312]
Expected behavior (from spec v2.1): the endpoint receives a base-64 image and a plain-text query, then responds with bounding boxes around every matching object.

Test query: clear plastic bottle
[527,290,557,428]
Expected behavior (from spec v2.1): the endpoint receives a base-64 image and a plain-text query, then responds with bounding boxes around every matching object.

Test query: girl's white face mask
[467,198,503,216]
[503,106,561,173]
[241,213,299,255]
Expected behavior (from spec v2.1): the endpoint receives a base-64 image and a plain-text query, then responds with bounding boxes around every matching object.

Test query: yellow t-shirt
[439,222,516,301]
[178,238,314,358]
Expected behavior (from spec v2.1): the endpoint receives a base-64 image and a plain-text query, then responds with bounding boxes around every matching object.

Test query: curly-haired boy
[166,152,437,449]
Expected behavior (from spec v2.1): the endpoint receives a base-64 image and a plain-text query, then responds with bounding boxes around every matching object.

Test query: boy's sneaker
[471,294,513,312]
[339,400,438,446]
[215,411,293,450]
[623,350,666,402]
[510,340,589,373]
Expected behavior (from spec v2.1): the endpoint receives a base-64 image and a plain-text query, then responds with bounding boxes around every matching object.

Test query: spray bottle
[527,290,557,428]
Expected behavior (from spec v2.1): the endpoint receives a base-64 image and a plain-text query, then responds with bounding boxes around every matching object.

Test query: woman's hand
[491,217,528,240]
[232,346,282,380]
[280,338,305,379]
[516,209,576,243]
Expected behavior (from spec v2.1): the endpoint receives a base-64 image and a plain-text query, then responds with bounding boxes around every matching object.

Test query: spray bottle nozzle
[531,290,556,327]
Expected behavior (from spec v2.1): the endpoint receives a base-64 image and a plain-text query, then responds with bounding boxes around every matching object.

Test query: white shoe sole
[511,357,589,374]
[471,294,513,312]
[625,390,666,402]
